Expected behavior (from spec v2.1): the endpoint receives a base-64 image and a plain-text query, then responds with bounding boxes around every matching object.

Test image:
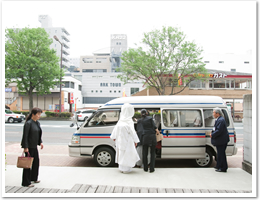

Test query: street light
[53,35,63,114]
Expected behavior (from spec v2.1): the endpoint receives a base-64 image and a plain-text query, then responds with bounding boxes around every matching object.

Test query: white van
[69,96,237,167]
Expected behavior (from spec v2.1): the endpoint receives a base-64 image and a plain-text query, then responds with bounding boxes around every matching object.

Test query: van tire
[8,118,14,123]
[193,149,213,167]
[94,147,115,167]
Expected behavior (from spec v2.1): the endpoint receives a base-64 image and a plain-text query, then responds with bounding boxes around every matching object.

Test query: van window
[134,108,161,120]
[86,110,120,127]
[203,109,230,127]
[162,110,202,127]
[82,110,95,114]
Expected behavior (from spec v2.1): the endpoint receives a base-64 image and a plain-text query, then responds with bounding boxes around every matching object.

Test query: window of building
[213,79,226,88]
[204,61,210,63]
[131,88,139,95]
[110,83,112,87]
[114,90,116,93]
[219,61,224,63]
[244,61,250,64]
[64,98,68,103]
[96,90,98,93]
[82,58,93,63]
[91,90,93,93]
[119,42,121,45]
[110,90,112,93]
[162,109,202,127]
[63,81,70,88]
[100,83,102,87]
[234,79,251,89]
[106,83,108,87]
[119,83,121,87]
[100,90,102,93]
[70,82,74,89]
[231,69,236,72]
[78,85,82,91]
[118,91,121,93]
[189,80,206,89]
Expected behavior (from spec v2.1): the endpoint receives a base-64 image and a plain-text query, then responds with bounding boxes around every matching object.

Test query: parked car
[76,109,96,121]
[5,109,25,123]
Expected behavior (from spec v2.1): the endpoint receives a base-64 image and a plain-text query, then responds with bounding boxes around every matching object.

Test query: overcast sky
[2,1,256,73]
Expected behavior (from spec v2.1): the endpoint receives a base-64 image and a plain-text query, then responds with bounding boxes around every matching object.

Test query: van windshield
[86,109,120,127]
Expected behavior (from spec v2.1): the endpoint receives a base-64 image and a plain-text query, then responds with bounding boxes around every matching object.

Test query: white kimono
[110,103,140,172]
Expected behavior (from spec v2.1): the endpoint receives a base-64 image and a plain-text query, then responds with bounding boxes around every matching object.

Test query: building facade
[38,15,70,69]
[133,69,252,120]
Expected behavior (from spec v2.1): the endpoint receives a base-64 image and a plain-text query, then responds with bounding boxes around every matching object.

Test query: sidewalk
[4,143,253,197]
[5,165,253,196]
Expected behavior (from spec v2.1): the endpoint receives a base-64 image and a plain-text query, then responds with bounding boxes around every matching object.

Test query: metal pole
[60,44,63,114]
[53,35,63,114]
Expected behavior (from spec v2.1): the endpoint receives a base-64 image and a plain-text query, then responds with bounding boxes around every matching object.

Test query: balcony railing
[61,32,70,42]
[62,48,70,55]
[62,41,70,49]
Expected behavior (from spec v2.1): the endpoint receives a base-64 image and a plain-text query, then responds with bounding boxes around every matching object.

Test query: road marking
[5,124,75,128]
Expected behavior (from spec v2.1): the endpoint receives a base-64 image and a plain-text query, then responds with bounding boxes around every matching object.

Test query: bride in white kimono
[110,103,140,173]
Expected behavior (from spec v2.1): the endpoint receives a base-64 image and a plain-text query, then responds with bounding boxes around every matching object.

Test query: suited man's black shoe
[215,169,227,172]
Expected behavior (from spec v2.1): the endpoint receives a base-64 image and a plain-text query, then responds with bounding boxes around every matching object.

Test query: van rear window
[203,109,230,127]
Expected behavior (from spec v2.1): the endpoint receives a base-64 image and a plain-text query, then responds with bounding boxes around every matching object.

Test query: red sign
[70,100,74,104]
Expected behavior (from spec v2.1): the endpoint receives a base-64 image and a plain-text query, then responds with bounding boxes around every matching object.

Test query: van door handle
[166,130,169,137]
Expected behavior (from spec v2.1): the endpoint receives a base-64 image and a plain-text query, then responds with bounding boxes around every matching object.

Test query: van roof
[102,95,226,108]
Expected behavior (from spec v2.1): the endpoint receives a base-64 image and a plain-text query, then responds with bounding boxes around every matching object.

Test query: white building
[67,72,144,109]
[38,15,70,69]
[202,51,252,73]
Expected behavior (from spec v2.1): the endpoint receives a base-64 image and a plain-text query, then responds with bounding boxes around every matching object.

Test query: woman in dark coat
[21,107,43,187]
[137,109,159,173]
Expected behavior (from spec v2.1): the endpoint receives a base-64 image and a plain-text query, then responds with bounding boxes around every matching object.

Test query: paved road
[5,121,244,146]
[5,121,244,168]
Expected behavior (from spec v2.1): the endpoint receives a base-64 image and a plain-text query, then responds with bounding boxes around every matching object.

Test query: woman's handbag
[156,133,164,142]
[17,152,34,169]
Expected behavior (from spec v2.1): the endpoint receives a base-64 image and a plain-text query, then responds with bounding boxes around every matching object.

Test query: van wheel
[193,149,213,167]
[8,118,14,123]
[94,147,115,167]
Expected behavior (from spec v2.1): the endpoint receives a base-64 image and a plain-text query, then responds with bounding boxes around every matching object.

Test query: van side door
[161,108,206,159]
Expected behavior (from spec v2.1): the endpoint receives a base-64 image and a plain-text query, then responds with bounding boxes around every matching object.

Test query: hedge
[45,111,72,118]
[13,111,30,116]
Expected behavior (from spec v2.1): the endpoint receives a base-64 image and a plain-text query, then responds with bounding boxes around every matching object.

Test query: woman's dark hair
[25,107,43,122]
[141,109,147,118]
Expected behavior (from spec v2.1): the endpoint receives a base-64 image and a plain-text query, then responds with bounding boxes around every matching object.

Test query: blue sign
[5,88,12,92]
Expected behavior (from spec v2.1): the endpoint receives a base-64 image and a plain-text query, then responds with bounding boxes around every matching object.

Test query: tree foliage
[5,27,63,111]
[118,26,208,95]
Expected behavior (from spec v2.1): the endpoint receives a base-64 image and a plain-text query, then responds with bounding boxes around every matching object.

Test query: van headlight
[71,136,80,144]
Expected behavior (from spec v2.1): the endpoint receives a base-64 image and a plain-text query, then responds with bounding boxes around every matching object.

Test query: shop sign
[209,73,227,78]
[70,92,74,104]
[193,73,227,78]
[5,88,12,92]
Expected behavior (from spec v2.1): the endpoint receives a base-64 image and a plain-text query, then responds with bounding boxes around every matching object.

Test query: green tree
[5,27,63,111]
[118,26,208,95]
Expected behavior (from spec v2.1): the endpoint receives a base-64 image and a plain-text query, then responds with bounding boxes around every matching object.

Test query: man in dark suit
[210,108,230,172]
